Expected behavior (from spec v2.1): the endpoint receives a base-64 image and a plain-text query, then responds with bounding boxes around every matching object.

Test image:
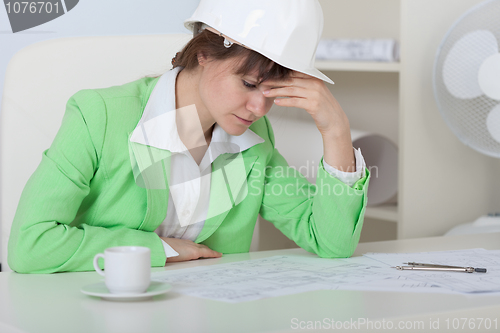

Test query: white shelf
[315,60,400,73]
[365,204,398,222]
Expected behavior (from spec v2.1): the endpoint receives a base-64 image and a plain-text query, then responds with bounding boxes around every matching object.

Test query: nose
[246,90,270,117]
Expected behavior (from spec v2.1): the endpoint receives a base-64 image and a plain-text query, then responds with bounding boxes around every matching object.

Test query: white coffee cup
[93,246,151,294]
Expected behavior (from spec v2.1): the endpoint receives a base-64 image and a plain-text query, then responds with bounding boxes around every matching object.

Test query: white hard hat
[184,0,334,84]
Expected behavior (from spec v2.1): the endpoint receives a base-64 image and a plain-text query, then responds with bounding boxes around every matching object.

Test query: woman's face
[197,56,276,136]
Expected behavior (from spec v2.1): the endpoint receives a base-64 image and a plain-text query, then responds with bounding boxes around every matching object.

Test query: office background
[2,0,500,270]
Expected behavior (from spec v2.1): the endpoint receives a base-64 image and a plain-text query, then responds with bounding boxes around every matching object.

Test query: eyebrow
[242,73,282,88]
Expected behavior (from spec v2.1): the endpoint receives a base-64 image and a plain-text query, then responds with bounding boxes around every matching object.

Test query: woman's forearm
[322,124,356,173]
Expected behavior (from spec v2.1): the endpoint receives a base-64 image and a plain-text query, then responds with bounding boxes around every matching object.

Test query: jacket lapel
[195,153,259,243]
[128,137,171,231]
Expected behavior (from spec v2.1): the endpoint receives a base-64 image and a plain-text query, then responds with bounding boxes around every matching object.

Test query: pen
[393,262,487,273]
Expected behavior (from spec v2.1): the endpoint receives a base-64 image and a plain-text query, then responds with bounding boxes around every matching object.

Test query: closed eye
[242,80,256,89]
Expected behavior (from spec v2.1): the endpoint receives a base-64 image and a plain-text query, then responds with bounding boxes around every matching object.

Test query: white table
[1,233,499,333]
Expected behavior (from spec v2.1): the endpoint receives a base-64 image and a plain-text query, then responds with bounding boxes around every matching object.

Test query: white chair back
[0,34,192,272]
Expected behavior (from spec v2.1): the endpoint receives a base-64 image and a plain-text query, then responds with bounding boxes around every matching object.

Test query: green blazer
[8,75,370,273]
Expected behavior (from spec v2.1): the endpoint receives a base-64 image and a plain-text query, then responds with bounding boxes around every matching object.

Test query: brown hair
[172,29,292,83]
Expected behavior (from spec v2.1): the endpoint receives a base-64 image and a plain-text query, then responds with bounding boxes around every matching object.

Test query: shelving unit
[317,1,401,240]
[315,60,400,73]
[320,0,499,240]
[365,204,398,222]
[256,0,500,249]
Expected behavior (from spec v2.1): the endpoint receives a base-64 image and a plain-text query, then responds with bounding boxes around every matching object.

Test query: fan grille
[433,0,500,158]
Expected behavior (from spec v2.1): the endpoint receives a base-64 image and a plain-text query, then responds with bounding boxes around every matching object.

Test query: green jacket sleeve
[259,117,370,258]
[8,90,166,273]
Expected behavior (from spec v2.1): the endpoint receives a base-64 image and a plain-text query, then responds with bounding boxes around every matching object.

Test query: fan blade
[443,30,498,99]
[479,53,500,101]
[487,104,500,144]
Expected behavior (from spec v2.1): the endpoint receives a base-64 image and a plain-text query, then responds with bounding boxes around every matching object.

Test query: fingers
[262,73,327,112]
[263,85,307,99]
[197,244,223,258]
[199,252,223,259]
[162,237,222,263]
[263,75,323,99]
[274,97,310,110]
[263,85,321,111]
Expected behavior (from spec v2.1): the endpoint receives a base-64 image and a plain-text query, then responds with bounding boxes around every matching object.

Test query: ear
[197,52,208,67]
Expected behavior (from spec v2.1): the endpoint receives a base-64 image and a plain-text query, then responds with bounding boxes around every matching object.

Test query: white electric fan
[433,0,500,235]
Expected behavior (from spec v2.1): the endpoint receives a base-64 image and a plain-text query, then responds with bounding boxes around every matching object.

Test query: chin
[215,120,243,136]
[216,115,252,136]
[225,127,246,136]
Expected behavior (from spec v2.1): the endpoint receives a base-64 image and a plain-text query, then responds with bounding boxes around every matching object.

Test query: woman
[8,0,370,273]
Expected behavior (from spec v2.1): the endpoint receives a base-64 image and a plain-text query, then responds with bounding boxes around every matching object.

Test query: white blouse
[130,67,366,258]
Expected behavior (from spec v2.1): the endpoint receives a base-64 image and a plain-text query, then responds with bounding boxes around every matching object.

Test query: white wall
[0,0,201,114]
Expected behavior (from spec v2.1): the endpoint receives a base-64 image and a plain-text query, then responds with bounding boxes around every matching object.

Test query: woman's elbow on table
[8,236,37,274]
[8,222,80,274]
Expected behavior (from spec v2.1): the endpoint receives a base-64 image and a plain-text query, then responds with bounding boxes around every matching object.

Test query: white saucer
[81,281,172,301]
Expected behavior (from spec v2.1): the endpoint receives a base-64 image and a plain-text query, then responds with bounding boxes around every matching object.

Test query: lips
[234,115,254,124]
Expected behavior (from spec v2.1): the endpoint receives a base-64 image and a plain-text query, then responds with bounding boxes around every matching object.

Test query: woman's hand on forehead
[261,70,355,173]
[261,71,350,138]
